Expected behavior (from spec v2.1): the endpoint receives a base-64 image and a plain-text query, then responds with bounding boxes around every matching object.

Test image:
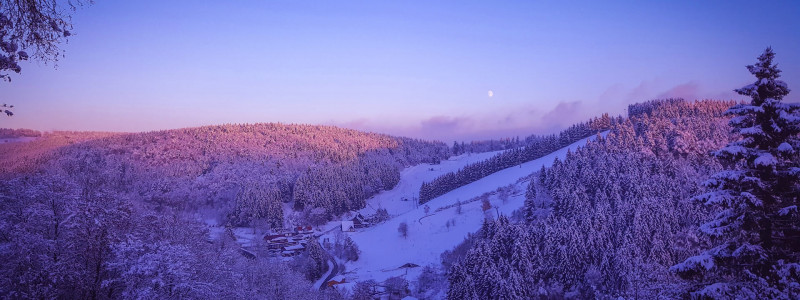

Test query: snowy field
[359,150,505,216]
[331,132,607,289]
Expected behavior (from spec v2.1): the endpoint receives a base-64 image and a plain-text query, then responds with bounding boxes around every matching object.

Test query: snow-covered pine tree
[342,235,360,261]
[304,239,328,281]
[672,47,800,298]
[523,180,538,223]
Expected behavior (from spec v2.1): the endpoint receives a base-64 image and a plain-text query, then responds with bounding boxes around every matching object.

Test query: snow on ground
[203,217,267,249]
[335,132,607,286]
[231,227,263,247]
[359,150,505,216]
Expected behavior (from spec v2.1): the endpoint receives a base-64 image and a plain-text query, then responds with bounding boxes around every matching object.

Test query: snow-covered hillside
[327,132,607,290]
[357,150,505,216]
[0,137,37,144]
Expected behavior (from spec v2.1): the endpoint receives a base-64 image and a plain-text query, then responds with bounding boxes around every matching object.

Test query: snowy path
[338,132,607,285]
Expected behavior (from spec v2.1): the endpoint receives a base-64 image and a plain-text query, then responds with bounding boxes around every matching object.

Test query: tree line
[419,115,615,204]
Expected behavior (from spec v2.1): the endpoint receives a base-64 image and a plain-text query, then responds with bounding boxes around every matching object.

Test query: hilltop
[0,123,449,227]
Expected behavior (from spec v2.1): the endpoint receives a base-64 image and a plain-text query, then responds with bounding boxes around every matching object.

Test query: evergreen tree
[303,239,328,281]
[523,182,537,222]
[398,221,408,239]
[342,235,360,261]
[673,48,800,298]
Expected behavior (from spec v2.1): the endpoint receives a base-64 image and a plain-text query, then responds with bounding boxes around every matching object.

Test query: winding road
[318,258,339,290]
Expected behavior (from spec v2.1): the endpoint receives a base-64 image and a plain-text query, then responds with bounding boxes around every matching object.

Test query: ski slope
[357,149,505,217]
[333,132,608,287]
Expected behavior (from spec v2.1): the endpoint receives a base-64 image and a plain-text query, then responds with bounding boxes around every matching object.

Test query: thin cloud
[656,81,700,100]
[331,101,599,143]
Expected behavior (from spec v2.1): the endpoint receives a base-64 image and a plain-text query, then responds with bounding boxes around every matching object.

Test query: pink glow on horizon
[1,1,797,142]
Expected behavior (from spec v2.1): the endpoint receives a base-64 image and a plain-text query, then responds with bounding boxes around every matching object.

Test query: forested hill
[450,113,614,155]
[0,130,121,176]
[447,99,740,299]
[0,123,449,227]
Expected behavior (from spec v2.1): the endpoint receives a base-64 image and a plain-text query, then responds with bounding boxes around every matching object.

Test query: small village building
[283,244,305,252]
[327,275,347,287]
[326,278,346,287]
[351,213,369,228]
[263,226,315,257]
[295,225,314,233]
[341,220,354,232]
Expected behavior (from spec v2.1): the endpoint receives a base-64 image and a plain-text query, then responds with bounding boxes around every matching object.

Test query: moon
[488,90,494,98]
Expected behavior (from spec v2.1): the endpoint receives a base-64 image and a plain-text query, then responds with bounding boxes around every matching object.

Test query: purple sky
[3,1,799,142]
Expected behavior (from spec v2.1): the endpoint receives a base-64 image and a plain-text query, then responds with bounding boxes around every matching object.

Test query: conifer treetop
[734,47,791,104]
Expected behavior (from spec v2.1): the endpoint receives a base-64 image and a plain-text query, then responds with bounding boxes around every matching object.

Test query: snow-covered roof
[284,244,305,251]
[342,221,354,231]
[266,236,288,242]
[352,213,368,224]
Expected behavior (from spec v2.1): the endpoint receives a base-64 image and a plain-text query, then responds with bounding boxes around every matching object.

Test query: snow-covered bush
[414,265,448,299]
[384,276,410,298]
[350,280,377,300]
[331,232,360,262]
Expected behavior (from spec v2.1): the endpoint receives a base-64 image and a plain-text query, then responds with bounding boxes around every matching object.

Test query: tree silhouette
[673,47,800,298]
[1,0,89,116]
